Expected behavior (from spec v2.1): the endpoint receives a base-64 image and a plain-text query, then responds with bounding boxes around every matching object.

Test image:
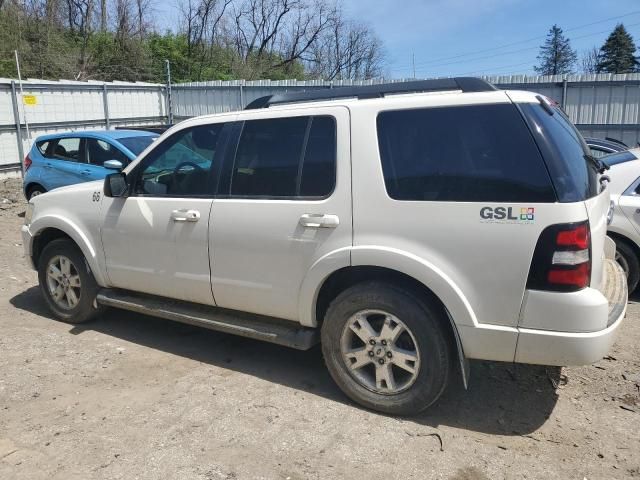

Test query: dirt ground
[0,178,638,480]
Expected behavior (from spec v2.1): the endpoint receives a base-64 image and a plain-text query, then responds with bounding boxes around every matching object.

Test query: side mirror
[104,172,128,198]
[104,159,124,170]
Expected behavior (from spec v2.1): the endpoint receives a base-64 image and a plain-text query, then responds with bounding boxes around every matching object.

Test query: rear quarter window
[518,104,599,202]
[36,141,50,155]
[376,103,556,202]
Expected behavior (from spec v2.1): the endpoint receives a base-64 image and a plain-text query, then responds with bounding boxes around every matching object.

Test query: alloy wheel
[340,309,420,395]
[46,255,82,310]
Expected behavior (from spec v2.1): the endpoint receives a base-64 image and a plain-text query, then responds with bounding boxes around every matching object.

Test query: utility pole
[412,53,416,79]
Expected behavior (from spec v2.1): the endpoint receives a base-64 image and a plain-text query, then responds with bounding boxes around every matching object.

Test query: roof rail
[244,77,496,110]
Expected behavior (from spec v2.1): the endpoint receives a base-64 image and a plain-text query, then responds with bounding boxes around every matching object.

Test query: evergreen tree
[596,23,639,73]
[534,25,577,75]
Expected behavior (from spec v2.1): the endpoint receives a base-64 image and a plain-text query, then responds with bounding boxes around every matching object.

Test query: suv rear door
[209,106,351,322]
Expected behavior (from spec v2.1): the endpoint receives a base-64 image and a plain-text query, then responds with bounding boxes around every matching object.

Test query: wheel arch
[30,218,107,286]
[301,249,476,387]
[607,229,640,253]
[25,182,46,198]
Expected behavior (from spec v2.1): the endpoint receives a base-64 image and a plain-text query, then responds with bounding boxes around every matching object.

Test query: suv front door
[210,107,352,322]
[101,121,232,305]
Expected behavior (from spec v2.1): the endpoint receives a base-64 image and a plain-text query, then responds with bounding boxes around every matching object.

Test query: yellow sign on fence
[23,95,37,106]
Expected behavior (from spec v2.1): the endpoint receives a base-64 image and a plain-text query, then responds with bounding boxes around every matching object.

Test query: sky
[157,0,640,78]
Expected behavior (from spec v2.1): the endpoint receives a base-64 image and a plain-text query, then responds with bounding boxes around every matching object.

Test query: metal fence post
[239,82,244,109]
[10,81,25,175]
[561,78,568,110]
[165,60,174,125]
[102,84,111,129]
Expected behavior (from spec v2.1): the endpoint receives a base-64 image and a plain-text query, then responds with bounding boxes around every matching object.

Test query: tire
[27,185,46,200]
[614,239,640,292]
[37,238,102,324]
[321,281,452,416]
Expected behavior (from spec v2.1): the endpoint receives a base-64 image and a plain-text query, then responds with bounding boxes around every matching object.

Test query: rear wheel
[38,239,102,323]
[27,185,46,200]
[614,239,640,292]
[321,282,452,415]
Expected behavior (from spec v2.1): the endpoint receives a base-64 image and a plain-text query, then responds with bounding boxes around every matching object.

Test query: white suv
[22,78,628,415]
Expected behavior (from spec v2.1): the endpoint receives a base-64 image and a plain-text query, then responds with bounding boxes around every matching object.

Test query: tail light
[24,154,32,172]
[527,221,591,292]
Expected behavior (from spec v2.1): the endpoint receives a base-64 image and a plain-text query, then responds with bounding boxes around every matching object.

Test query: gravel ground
[0,178,639,480]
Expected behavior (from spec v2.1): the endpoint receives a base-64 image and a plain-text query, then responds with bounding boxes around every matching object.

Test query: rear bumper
[514,259,627,365]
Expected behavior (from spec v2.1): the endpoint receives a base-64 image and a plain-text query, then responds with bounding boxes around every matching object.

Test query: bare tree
[307,14,384,80]
[100,0,106,31]
[581,46,599,74]
[181,0,231,53]
[228,0,335,77]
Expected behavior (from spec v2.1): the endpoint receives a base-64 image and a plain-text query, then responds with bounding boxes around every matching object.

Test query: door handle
[81,169,91,176]
[299,213,339,228]
[44,163,52,169]
[171,209,200,222]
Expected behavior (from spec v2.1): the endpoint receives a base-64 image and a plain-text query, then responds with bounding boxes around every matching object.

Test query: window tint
[230,116,336,198]
[119,135,158,155]
[300,116,337,197]
[52,137,82,162]
[589,146,612,158]
[377,104,555,202]
[135,124,224,196]
[602,150,636,166]
[36,141,50,155]
[520,104,598,202]
[86,139,129,166]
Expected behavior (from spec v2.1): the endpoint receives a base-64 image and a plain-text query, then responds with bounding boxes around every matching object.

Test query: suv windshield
[519,103,598,202]
[119,135,158,156]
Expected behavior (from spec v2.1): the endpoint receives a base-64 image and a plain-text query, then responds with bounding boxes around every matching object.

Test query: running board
[96,289,319,350]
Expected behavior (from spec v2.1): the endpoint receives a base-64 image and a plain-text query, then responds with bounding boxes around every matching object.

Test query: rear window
[376,103,556,202]
[519,104,598,202]
[602,150,637,166]
[118,135,158,156]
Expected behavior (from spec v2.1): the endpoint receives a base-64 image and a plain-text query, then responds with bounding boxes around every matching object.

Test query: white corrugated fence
[2,74,640,173]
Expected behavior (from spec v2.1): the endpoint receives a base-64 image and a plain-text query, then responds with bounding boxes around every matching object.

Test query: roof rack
[244,77,496,110]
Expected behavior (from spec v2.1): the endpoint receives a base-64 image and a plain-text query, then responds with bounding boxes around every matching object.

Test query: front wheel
[321,282,452,416]
[38,239,102,323]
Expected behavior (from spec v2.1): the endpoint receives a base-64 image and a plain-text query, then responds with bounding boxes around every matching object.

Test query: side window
[300,116,337,197]
[36,141,50,155]
[377,104,556,202]
[134,123,224,196]
[230,115,336,198]
[52,137,82,162]
[86,139,129,166]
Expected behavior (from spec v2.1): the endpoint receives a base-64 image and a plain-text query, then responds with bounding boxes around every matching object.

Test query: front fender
[29,214,108,287]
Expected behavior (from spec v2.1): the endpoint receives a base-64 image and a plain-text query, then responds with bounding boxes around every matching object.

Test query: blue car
[23,129,159,199]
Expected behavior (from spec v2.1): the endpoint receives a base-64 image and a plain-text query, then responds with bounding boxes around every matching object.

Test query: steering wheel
[173,161,204,175]
[169,161,204,194]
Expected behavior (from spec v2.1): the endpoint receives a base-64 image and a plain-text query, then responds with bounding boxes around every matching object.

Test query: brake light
[527,221,591,292]
[556,224,589,249]
[24,154,32,172]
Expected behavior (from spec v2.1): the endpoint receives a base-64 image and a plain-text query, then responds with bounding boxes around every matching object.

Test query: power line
[402,23,640,76]
[393,9,640,70]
